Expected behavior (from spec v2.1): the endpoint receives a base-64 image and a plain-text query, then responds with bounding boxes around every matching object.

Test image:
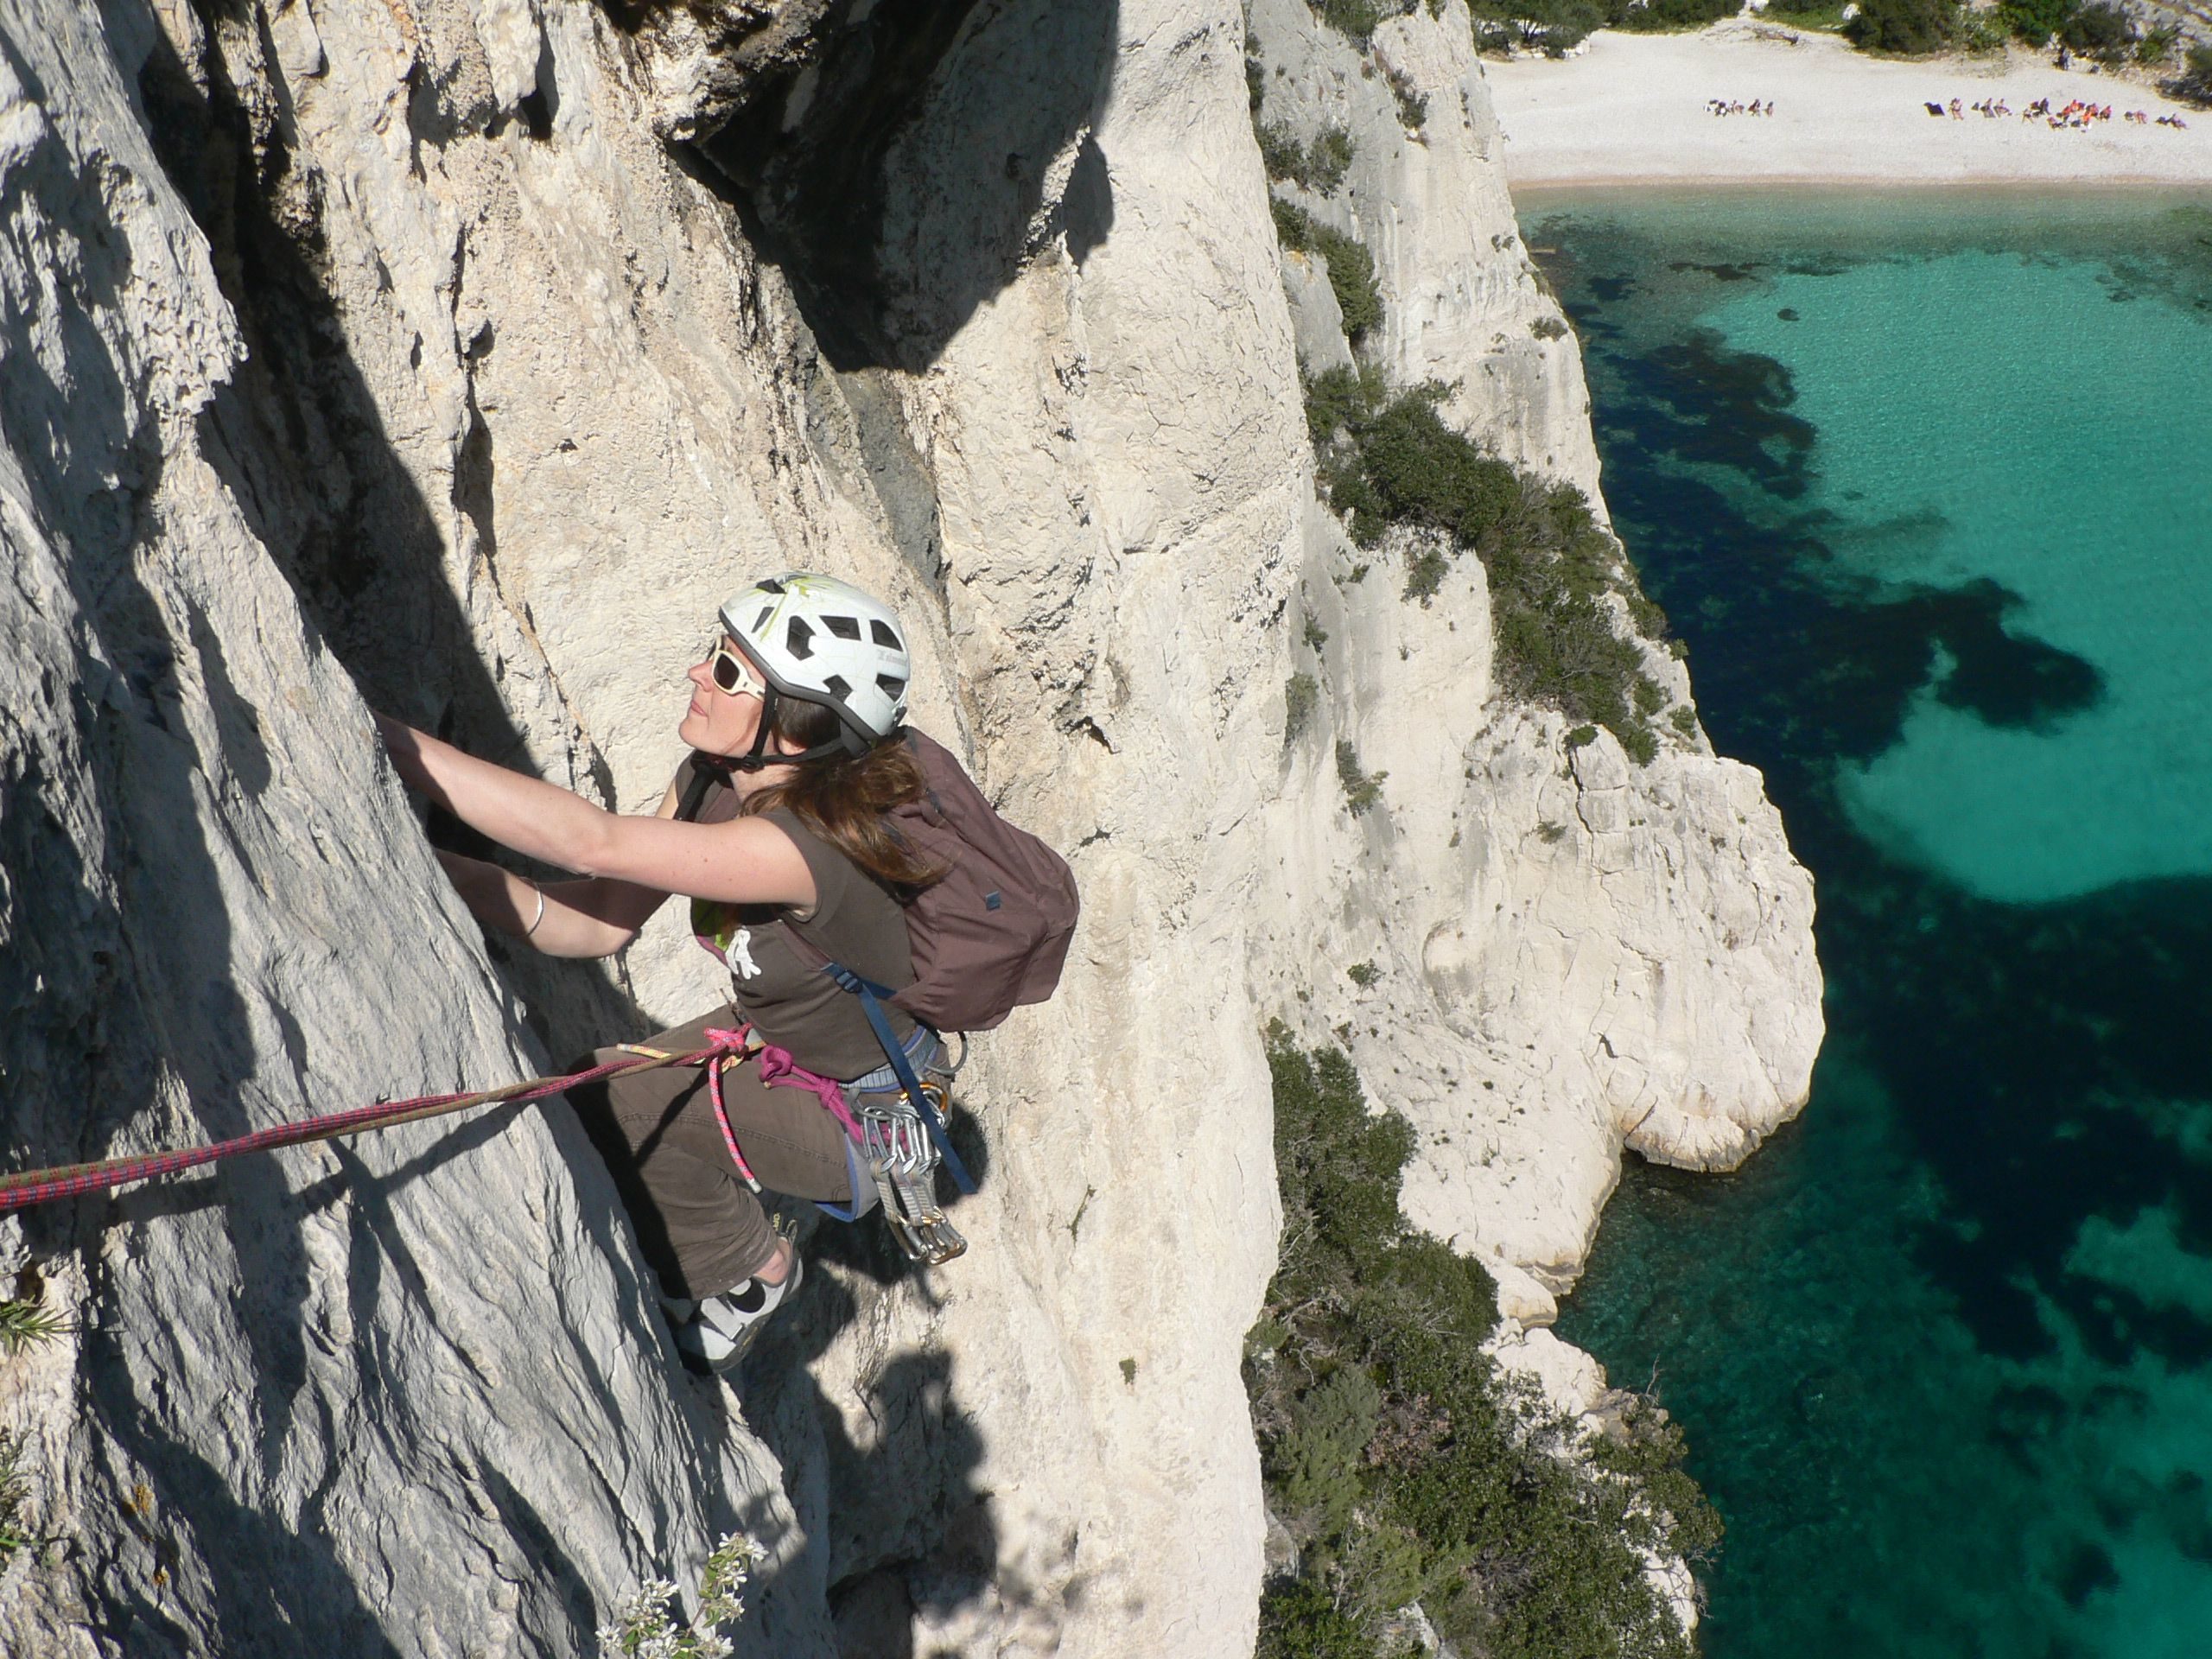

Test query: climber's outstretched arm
[433,849,669,958]
[372,714,816,910]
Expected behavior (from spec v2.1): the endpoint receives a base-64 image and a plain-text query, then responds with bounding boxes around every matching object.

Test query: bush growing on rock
[2059,1,2135,60]
[1272,201,1384,342]
[1260,122,1356,195]
[1466,0,1610,54]
[1335,740,1388,815]
[596,1532,764,1659]
[0,1430,40,1571]
[1302,361,1388,448]
[1301,372,1672,759]
[1386,63,1429,130]
[1309,0,1395,48]
[2181,41,2212,103]
[1285,672,1320,743]
[1404,538,1449,602]
[1843,0,1959,54]
[1995,0,2075,42]
[1761,0,1855,27]
[1617,721,1660,765]
[1606,0,1743,32]
[1248,1026,1715,1659]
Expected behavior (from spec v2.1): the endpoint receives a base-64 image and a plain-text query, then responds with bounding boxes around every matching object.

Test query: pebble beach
[1485,21,2212,186]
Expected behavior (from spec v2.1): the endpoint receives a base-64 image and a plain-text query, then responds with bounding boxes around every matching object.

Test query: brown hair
[740,697,941,890]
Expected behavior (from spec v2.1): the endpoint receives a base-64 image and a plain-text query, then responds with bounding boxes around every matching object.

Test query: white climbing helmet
[718,572,912,759]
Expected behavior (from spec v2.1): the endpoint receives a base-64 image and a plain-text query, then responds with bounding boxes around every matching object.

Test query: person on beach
[373,572,950,1371]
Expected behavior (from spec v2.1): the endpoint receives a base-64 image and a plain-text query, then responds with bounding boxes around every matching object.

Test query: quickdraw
[853,1075,967,1266]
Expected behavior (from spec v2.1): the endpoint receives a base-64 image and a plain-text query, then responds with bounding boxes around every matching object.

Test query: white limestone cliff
[1245,0,1820,1324]
[1,2,1819,1656]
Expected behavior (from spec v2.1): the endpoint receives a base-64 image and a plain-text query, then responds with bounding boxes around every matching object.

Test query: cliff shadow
[734,1245,1012,1659]
[685,0,1120,372]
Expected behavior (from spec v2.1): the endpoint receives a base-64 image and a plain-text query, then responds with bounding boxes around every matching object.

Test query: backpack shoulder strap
[778,911,976,1196]
[817,961,975,1195]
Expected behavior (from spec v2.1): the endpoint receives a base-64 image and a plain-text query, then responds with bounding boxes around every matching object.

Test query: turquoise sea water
[1521,191,2212,1658]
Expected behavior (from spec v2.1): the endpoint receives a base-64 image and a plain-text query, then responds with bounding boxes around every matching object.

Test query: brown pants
[566,1004,853,1300]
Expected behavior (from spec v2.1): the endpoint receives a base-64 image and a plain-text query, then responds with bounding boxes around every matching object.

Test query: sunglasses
[706,639,766,698]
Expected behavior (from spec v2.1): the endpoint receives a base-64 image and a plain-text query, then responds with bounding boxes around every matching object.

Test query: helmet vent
[823,674,852,702]
[786,617,815,659]
[877,675,906,701]
[753,606,773,632]
[871,620,902,651]
[825,614,861,641]
[758,577,786,594]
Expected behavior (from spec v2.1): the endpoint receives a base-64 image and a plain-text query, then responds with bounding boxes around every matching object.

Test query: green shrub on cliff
[1285,671,1320,743]
[1466,0,1608,55]
[1335,740,1388,816]
[1843,0,1958,54]
[2188,43,2212,104]
[1300,370,1670,759]
[1995,0,2075,41]
[2060,2,2136,60]
[1273,201,1384,341]
[1309,0,1393,48]
[1260,122,1357,196]
[1249,1026,1715,1659]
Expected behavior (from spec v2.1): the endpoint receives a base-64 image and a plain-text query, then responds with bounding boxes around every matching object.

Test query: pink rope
[0,1033,755,1215]
[702,1027,764,1193]
[700,1027,861,1198]
[752,1040,864,1142]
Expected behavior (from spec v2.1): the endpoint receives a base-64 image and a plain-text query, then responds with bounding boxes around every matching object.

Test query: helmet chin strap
[724,686,861,772]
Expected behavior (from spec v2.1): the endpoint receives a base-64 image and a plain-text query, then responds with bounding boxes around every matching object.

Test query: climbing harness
[0,1034,753,1217]
[690,1022,969,1267]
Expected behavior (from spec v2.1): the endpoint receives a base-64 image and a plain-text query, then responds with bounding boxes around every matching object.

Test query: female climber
[374,572,939,1371]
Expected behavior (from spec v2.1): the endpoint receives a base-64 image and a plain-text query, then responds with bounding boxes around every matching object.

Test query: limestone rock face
[1,0,1817,1655]
[624,0,845,143]
[0,3,816,1655]
[1245,0,1821,1321]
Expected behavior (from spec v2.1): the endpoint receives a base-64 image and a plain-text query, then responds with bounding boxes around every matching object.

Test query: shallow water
[1522,189,2212,1659]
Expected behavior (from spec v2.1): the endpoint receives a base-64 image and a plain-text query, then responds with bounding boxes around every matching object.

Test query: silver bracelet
[523,880,547,938]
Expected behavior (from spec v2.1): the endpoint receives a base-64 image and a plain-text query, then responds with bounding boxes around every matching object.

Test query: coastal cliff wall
[0,2,1818,1654]
[1243,0,1820,1332]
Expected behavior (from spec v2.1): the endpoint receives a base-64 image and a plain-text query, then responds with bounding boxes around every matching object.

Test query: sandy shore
[1485,22,2212,187]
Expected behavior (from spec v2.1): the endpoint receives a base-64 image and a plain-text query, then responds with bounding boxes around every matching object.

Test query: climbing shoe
[665,1250,804,1375]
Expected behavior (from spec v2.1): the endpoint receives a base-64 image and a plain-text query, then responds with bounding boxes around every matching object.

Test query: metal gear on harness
[855,1072,967,1266]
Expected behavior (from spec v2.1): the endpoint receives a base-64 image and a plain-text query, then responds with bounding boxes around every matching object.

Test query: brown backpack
[788,728,1078,1033]
[680,729,1078,1034]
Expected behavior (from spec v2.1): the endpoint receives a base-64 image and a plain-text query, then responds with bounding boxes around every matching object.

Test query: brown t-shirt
[674,758,918,1078]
